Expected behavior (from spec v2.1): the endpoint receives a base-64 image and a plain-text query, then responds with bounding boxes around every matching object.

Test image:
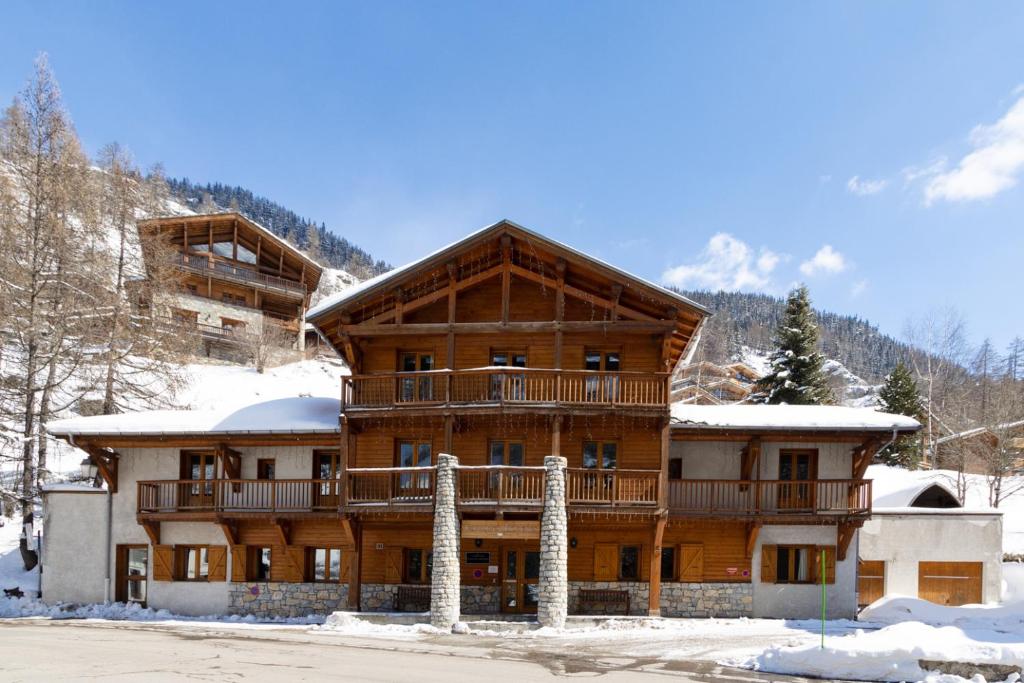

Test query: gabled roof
[935,419,1024,445]
[307,219,707,320]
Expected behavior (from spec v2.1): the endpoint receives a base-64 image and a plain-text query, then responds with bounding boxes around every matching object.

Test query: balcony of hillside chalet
[177,252,307,298]
[137,474,871,519]
[341,367,670,413]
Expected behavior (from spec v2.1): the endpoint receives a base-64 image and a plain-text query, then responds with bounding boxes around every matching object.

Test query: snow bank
[1004,563,1024,603]
[671,403,920,431]
[314,611,443,638]
[0,596,323,625]
[860,595,1024,630]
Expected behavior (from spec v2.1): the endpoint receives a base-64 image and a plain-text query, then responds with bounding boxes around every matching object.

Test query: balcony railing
[457,466,546,507]
[137,479,344,514]
[667,479,872,517]
[178,252,306,297]
[342,368,670,410]
[565,468,660,507]
[346,467,436,507]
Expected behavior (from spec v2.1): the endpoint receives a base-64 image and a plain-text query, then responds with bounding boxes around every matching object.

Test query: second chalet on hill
[43,219,920,623]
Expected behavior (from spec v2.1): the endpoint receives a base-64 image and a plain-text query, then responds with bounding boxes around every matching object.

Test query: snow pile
[670,403,919,431]
[732,597,1024,682]
[0,595,323,624]
[314,611,443,637]
[1004,563,1024,603]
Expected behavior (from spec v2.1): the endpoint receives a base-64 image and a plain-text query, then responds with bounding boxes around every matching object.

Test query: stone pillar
[538,455,568,628]
[430,453,460,630]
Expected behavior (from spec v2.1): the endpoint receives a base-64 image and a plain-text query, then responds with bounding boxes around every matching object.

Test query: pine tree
[876,362,924,468]
[754,286,834,405]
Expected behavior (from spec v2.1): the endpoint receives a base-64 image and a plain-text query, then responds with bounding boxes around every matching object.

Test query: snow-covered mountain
[738,346,882,408]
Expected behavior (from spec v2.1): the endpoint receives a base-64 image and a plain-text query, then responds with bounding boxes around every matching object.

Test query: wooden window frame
[618,545,641,581]
[774,544,816,585]
[778,449,819,481]
[584,347,623,371]
[308,547,345,583]
[489,349,528,367]
[488,439,526,467]
[249,546,272,582]
[397,350,435,402]
[175,545,211,582]
[394,439,433,468]
[660,545,676,582]
[582,440,619,471]
[313,449,341,479]
[404,548,433,584]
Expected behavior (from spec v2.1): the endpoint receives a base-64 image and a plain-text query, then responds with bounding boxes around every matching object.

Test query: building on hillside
[857,472,1002,607]
[43,219,919,621]
[933,420,1024,476]
[136,212,324,353]
[671,360,759,404]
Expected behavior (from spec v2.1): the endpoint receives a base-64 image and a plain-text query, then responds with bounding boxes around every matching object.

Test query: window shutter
[339,552,352,582]
[816,546,836,584]
[594,543,618,581]
[285,546,306,582]
[385,548,403,583]
[760,545,777,583]
[207,546,227,582]
[153,545,174,582]
[679,544,704,582]
[231,546,247,582]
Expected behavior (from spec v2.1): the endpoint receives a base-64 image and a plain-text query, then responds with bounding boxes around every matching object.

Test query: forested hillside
[680,289,911,382]
[166,178,390,278]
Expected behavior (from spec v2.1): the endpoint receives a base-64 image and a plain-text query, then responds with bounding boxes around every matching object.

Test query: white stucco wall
[41,489,108,604]
[752,525,858,619]
[858,512,1003,604]
[670,440,741,479]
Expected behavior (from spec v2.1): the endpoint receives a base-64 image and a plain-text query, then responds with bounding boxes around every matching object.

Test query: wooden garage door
[918,561,982,606]
[857,560,885,607]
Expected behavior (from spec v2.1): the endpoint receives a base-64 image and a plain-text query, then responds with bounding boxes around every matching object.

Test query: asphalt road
[0,620,812,682]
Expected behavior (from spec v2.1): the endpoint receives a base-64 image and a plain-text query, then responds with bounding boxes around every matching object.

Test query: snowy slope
[738,346,882,408]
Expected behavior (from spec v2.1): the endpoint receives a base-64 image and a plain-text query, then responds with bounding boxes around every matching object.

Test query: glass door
[778,450,816,511]
[313,450,341,507]
[490,351,527,401]
[181,451,216,508]
[584,350,621,401]
[398,352,434,402]
[396,441,432,501]
[501,546,540,613]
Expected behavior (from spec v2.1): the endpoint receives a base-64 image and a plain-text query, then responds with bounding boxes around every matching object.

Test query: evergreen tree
[876,362,924,468]
[754,286,834,405]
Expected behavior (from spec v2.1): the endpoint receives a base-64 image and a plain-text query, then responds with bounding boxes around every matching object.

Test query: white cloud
[850,279,868,298]
[662,233,782,292]
[924,95,1024,204]
[799,245,847,277]
[846,175,888,196]
[902,157,947,185]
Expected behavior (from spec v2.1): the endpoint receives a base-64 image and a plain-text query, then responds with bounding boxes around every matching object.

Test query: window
[116,545,148,605]
[398,351,434,402]
[405,548,433,584]
[776,545,813,584]
[251,547,272,581]
[584,349,621,401]
[489,441,524,466]
[668,458,683,480]
[313,450,341,498]
[660,546,676,581]
[257,459,275,480]
[221,317,246,334]
[490,350,527,400]
[582,441,618,470]
[396,440,432,492]
[180,450,216,496]
[309,548,344,582]
[185,284,198,295]
[221,292,247,307]
[176,546,210,581]
[778,449,818,510]
[619,545,640,580]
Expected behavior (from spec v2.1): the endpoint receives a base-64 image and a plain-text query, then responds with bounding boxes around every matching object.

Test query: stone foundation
[460,585,501,614]
[359,583,433,612]
[228,582,348,618]
[659,582,752,618]
[568,581,650,616]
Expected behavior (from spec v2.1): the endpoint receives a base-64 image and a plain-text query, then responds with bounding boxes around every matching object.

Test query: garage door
[857,559,885,607]
[918,561,982,606]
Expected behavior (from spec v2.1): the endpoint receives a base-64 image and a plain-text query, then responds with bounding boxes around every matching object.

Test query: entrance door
[313,450,341,508]
[115,545,148,606]
[398,352,435,402]
[502,546,540,613]
[180,451,216,509]
[778,449,817,511]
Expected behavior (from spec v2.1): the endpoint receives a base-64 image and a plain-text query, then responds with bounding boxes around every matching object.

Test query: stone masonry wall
[538,456,568,628]
[431,454,461,629]
[228,582,348,618]
[568,581,650,616]
[660,582,753,618]
[460,585,500,614]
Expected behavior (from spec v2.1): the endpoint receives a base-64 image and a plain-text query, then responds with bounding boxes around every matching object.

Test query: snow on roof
[670,404,920,432]
[307,219,707,321]
[41,483,106,494]
[46,396,341,437]
[865,463,1001,512]
[935,418,1024,445]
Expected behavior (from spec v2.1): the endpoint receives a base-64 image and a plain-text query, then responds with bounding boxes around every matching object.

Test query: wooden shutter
[385,548,403,583]
[816,546,836,584]
[339,552,352,582]
[231,546,247,582]
[153,545,174,581]
[760,545,776,583]
[285,546,306,582]
[207,546,227,582]
[679,544,704,582]
[594,543,618,581]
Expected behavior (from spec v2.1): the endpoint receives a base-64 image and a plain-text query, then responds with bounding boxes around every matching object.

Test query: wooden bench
[394,585,430,612]
[576,589,630,615]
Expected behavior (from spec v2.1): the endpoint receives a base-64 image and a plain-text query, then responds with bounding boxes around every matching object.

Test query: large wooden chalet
[44,220,919,621]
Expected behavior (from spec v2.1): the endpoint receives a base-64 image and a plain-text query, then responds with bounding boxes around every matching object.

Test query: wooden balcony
[137,479,344,519]
[342,368,670,414]
[457,466,546,509]
[345,467,436,508]
[667,479,871,519]
[565,468,660,507]
[177,252,306,298]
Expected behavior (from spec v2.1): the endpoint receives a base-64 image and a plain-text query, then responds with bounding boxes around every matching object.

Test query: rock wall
[538,455,568,628]
[430,454,461,629]
[460,585,501,614]
[228,582,348,618]
[568,581,650,616]
[659,582,753,617]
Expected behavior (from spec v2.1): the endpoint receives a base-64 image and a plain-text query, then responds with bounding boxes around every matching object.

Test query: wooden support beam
[347,518,362,610]
[141,520,160,545]
[447,261,457,368]
[852,438,884,479]
[648,516,667,616]
[610,283,623,321]
[338,320,676,337]
[555,259,565,369]
[256,235,261,266]
[83,446,119,493]
[208,220,213,252]
[510,262,660,323]
[219,522,238,547]
[340,516,356,546]
[272,519,290,546]
[836,522,858,561]
[278,249,284,276]
[232,220,238,260]
[745,522,761,559]
[740,436,762,481]
[393,287,405,325]
[443,414,453,454]
[217,443,242,480]
[339,418,350,507]
[500,234,512,323]
[551,415,562,456]
[659,417,670,510]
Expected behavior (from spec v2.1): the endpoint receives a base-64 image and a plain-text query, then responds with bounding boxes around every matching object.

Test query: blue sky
[3,1,1023,348]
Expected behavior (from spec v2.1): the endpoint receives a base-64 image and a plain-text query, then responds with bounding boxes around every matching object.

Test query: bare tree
[240,319,296,374]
